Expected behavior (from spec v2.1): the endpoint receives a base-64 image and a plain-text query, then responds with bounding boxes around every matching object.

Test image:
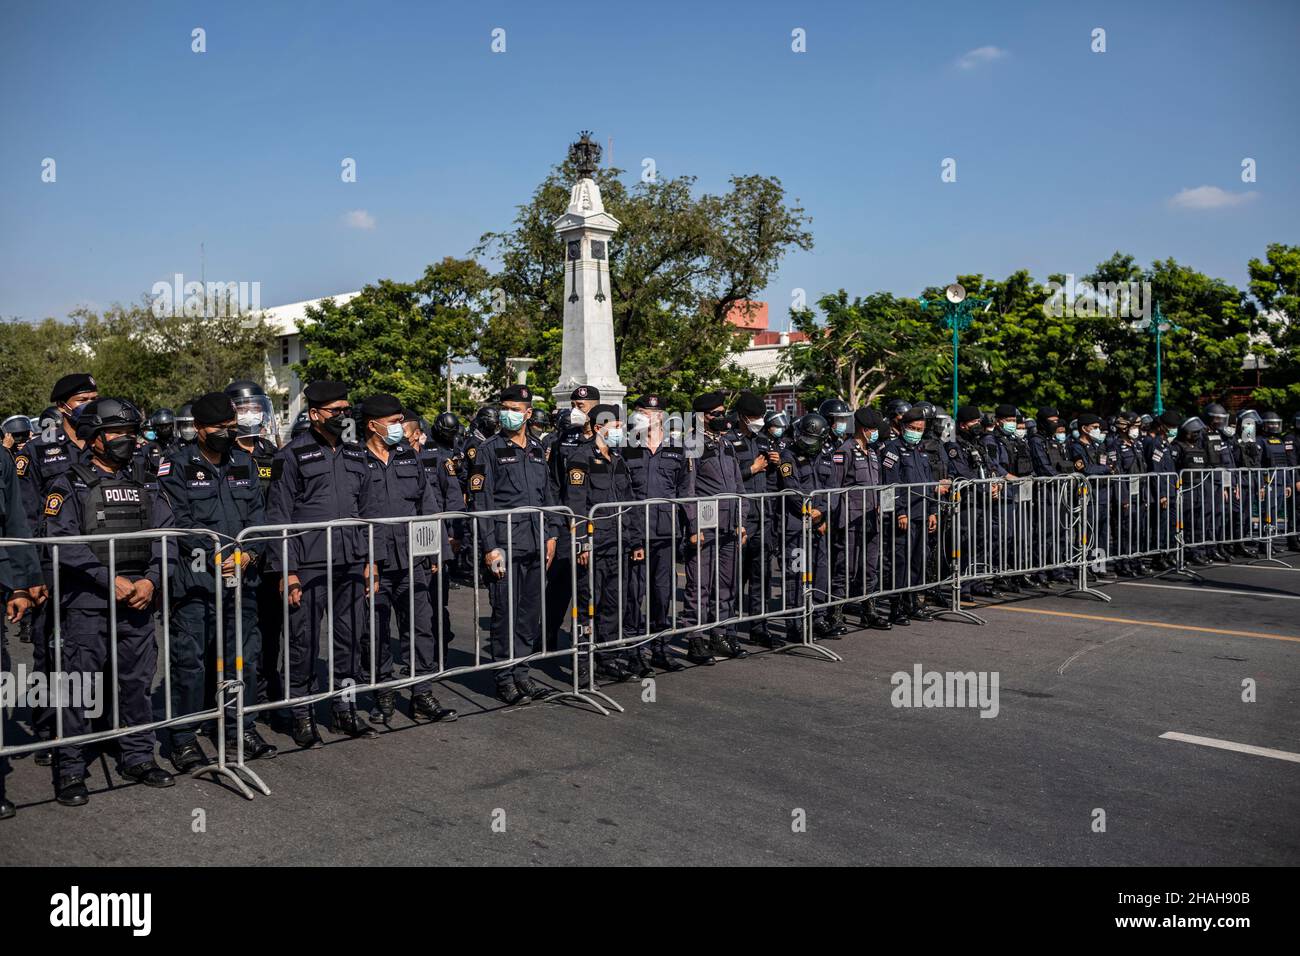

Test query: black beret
[570,385,599,401]
[1077,413,1102,427]
[692,391,725,413]
[589,403,621,426]
[632,394,663,410]
[500,383,533,403]
[994,404,1018,418]
[854,407,885,430]
[900,407,927,425]
[50,373,97,403]
[1037,406,1059,420]
[733,392,767,418]
[1159,409,1182,427]
[304,380,349,406]
[191,392,236,427]
[957,405,982,424]
[360,393,403,422]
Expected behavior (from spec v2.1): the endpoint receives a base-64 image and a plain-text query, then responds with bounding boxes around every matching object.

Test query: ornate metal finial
[569,130,601,179]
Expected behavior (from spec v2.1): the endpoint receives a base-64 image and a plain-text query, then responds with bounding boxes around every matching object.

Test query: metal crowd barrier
[0,527,264,798]
[1176,466,1296,570]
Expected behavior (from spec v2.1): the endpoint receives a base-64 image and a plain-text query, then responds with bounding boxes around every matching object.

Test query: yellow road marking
[984,605,1300,644]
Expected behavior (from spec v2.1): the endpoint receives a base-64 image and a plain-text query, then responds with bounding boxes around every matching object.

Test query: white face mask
[569,407,587,427]
[1087,428,1102,442]
[746,418,763,435]
[237,411,263,429]
[1127,427,1140,439]
[1222,425,1236,438]
[1015,428,1027,440]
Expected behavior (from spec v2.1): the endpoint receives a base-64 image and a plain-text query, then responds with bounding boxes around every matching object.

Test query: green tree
[0,317,80,414]
[1246,242,1300,410]
[295,257,490,414]
[474,156,813,407]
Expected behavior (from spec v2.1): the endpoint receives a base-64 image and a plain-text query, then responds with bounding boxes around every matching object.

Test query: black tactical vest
[71,463,152,574]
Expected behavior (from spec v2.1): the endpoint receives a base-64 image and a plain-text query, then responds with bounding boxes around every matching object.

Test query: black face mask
[203,428,238,455]
[13,432,30,445]
[706,413,729,434]
[101,435,136,468]
[156,426,174,445]
[318,414,349,438]
[795,436,822,457]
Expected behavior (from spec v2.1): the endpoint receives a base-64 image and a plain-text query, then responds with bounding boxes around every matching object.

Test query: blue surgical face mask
[382,422,403,446]
[769,427,785,439]
[499,409,526,432]
[1166,428,1178,440]
[144,430,157,441]
[866,429,879,444]
[1000,421,1017,435]
[604,427,624,447]
[903,429,923,445]
[833,422,848,437]
[1053,432,1066,444]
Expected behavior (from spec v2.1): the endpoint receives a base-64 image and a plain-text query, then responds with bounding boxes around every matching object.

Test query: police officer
[621,394,689,671]
[543,386,600,657]
[18,373,99,762]
[772,413,831,642]
[174,403,198,447]
[414,409,464,660]
[467,384,560,705]
[2,415,32,456]
[43,398,176,805]
[1258,410,1292,547]
[814,399,853,636]
[845,407,889,629]
[1069,413,1115,579]
[1171,416,1213,565]
[160,393,277,772]
[146,408,175,449]
[265,380,377,747]
[1229,410,1264,557]
[358,394,457,724]
[1285,411,1300,552]
[681,391,747,662]
[911,401,955,603]
[985,403,1034,591]
[880,407,936,624]
[734,392,776,643]
[528,407,553,443]
[1108,410,1152,576]
[1143,409,1182,570]
[0,427,41,820]
[1201,402,1234,562]
[1028,408,1078,584]
[946,407,998,598]
[562,404,646,683]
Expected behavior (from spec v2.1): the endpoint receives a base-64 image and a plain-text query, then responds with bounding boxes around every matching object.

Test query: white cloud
[1167,186,1258,210]
[955,46,1006,69]
[343,209,376,230]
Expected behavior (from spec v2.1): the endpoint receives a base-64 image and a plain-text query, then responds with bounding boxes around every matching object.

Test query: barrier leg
[776,506,841,662]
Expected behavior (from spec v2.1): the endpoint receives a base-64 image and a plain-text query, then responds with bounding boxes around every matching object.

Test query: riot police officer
[621,394,689,671]
[773,413,831,642]
[845,407,889,629]
[467,384,560,705]
[414,408,464,664]
[814,399,853,636]
[264,380,377,747]
[1143,409,1181,570]
[1028,409,1075,583]
[1201,402,1234,562]
[735,392,776,643]
[1108,410,1152,576]
[1069,413,1115,578]
[946,406,998,598]
[881,407,936,624]
[174,403,198,447]
[43,398,176,805]
[358,394,457,724]
[680,392,746,662]
[2,415,32,456]
[147,408,176,449]
[561,404,645,683]
[1171,416,1212,565]
[159,393,277,772]
[1258,410,1292,547]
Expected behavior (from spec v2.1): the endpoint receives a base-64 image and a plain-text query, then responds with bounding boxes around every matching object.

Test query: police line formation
[0,373,1297,814]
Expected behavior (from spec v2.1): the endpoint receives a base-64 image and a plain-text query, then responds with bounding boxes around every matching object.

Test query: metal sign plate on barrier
[410,518,442,557]
[698,498,719,531]
[881,488,895,512]
[1129,476,1140,498]
[1018,481,1033,503]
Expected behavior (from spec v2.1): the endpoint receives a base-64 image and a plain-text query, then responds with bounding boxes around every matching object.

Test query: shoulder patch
[469,473,485,492]
[14,454,28,477]
[948,447,958,458]
[780,462,794,478]
[444,458,457,475]
[157,460,172,476]
[466,445,477,460]
[44,492,64,516]
[569,467,586,486]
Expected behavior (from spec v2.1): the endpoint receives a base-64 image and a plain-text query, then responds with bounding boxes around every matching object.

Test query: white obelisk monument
[552,132,626,411]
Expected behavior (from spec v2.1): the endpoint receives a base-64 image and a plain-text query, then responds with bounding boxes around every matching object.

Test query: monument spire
[552,131,626,412]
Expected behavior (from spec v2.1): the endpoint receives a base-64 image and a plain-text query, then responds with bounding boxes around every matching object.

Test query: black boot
[685,636,715,664]
[373,690,397,724]
[0,796,13,819]
[229,728,278,760]
[292,714,323,749]
[330,708,380,739]
[56,776,89,807]
[596,656,634,681]
[865,599,891,630]
[120,760,175,788]
[908,595,934,622]
[651,647,686,671]
[755,629,787,649]
[625,653,654,679]
[411,692,459,720]
[889,599,910,626]
[169,739,210,774]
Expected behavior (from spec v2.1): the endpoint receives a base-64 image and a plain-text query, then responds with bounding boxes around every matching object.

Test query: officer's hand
[449,536,461,554]
[938,480,952,496]
[6,592,32,623]
[897,515,908,531]
[127,579,154,610]
[281,573,303,608]
[545,537,557,570]
[751,456,767,475]
[28,584,48,607]
[577,549,589,568]
[114,575,134,602]
[990,483,1001,499]
[810,508,823,525]
[737,526,747,545]
[689,533,700,545]
[927,513,937,533]
[363,562,378,596]
[631,547,645,562]
[485,549,507,578]
[1160,497,1169,509]
[765,451,781,465]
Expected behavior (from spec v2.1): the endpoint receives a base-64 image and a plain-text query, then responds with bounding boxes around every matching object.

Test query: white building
[259,292,360,429]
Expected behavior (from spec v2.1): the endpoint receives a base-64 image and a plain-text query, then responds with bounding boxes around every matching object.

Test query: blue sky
[2,0,1296,324]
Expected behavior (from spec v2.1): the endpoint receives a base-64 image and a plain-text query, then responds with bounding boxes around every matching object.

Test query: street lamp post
[1132,302,1181,415]
[919,283,991,418]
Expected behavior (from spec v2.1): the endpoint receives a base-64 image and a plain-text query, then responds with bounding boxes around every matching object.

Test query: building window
[765,397,777,412]
[281,337,290,365]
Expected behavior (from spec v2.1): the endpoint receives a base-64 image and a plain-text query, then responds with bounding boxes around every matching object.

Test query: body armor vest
[71,463,152,574]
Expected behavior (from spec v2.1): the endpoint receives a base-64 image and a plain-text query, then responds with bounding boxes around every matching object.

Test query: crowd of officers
[0,372,1297,819]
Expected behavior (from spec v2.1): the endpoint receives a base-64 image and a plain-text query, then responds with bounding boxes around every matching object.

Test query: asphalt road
[3,553,1298,866]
